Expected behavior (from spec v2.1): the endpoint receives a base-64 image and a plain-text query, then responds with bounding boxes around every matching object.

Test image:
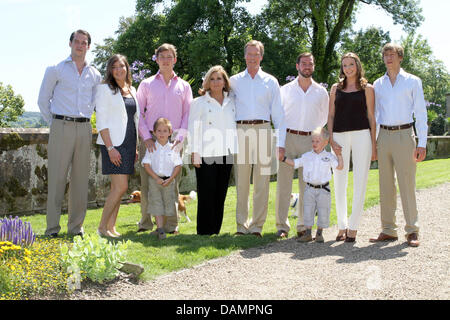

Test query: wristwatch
[282,156,287,162]
[107,146,115,152]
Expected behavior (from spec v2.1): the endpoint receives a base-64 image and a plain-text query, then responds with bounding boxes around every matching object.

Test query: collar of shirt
[64,55,91,68]
[155,70,179,82]
[205,91,230,106]
[244,67,263,80]
[155,140,172,150]
[382,68,407,82]
[293,77,323,94]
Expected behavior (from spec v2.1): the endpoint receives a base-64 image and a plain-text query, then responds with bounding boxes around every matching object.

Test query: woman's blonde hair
[198,65,231,96]
[337,52,368,91]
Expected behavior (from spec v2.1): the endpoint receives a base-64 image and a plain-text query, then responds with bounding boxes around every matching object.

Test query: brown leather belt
[287,128,311,136]
[236,120,269,125]
[380,123,413,131]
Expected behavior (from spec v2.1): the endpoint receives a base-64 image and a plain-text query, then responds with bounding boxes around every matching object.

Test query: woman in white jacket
[95,54,139,237]
[188,65,238,235]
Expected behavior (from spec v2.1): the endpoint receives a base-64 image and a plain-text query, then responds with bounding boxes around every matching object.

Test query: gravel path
[68,182,450,300]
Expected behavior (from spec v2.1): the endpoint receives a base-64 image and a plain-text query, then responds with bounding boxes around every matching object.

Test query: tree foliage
[92,0,450,135]
[262,0,423,83]
[0,82,25,127]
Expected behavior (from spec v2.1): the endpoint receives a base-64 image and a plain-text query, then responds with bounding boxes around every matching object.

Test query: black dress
[100,96,137,175]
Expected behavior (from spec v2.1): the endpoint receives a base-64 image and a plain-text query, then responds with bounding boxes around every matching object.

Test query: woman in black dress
[95,54,139,237]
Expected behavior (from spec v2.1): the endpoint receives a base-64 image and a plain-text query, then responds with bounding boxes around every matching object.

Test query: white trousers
[332,129,372,231]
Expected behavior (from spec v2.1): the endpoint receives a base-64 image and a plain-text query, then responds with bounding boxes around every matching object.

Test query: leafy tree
[340,27,391,84]
[93,0,254,94]
[0,82,25,127]
[262,0,423,83]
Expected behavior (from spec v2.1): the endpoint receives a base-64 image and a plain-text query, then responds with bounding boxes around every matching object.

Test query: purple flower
[152,54,157,62]
[0,216,36,246]
[286,75,296,82]
[319,82,329,89]
[131,61,152,84]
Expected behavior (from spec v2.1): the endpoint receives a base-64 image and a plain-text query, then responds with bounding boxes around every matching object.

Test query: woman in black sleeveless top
[327,53,377,242]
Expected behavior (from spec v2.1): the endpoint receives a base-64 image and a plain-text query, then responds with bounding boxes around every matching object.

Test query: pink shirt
[137,71,193,142]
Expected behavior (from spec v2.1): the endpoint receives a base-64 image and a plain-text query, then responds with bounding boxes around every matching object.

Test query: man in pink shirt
[136,43,193,234]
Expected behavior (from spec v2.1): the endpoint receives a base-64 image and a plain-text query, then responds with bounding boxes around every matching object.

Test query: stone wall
[0,128,196,216]
[1,128,449,216]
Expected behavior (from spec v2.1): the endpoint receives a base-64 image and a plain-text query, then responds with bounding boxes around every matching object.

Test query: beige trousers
[275,133,312,233]
[137,137,180,233]
[45,119,92,235]
[377,127,419,237]
[234,122,273,234]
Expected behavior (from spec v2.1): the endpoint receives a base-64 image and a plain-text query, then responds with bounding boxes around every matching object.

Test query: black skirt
[100,96,137,175]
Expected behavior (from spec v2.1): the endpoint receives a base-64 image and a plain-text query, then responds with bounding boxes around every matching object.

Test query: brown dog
[128,190,197,222]
[129,190,141,203]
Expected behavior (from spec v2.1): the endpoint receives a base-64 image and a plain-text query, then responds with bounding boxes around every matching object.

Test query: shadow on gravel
[239,238,410,263]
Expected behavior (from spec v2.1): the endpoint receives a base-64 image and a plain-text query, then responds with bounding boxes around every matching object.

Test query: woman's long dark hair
[104,54,132,94]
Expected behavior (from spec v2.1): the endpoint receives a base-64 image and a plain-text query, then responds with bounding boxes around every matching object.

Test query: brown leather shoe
[336,229,347,241]
[234,232,246,236]
[406,233,420,247]
[369,233,398,242]
[252,232,262,238]
[137,227,149,233]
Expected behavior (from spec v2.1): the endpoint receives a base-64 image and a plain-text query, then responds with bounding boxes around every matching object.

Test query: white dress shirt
[374,68,428,148]
[281,78,329,131]
[141,141,182,177]
[38,56,102,124]
[188,91,238,157]
[230,68,286,147]
[294,150,338,185]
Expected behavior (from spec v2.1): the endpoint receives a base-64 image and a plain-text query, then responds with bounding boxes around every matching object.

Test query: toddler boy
[284,127,343,242]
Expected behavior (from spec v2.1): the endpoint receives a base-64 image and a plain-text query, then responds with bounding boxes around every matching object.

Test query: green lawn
[21,158,450,281]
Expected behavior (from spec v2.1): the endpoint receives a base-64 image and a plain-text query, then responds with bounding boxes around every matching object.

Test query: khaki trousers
[275,133,312,233]
[137,137,180,233]
[377,127,419,237]
[234,122,273,234]
[45,119,92,235]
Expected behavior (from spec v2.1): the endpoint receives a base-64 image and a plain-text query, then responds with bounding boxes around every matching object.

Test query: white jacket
[95,83,139,146]
[188,91,238,157]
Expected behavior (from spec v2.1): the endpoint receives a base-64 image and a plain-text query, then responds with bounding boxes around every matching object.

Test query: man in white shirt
[38,30,101,237]
[230,40,286,237]
[370,43,427,247]
[275,53,329,239]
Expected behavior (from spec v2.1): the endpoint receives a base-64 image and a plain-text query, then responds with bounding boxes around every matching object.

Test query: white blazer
[188,91,238,157]
[95,83,140,146]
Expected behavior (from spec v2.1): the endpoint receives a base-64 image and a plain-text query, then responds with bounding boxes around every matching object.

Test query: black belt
[236,120,269,125]
[307,182,330,192]
[380,123,413,131]
[158,176,170,180]
[53,115,90,122]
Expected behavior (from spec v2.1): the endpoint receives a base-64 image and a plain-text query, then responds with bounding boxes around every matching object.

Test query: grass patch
[19,158,450,281]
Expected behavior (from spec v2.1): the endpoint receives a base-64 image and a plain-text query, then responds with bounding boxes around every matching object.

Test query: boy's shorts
[147,177,177,217]
[303,184,331,228]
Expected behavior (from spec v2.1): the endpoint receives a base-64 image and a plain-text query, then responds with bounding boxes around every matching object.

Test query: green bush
[61,234,130,284]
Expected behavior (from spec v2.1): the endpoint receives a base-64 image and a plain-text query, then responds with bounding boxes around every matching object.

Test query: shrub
[60,234,130,284]
[0,238,69,300]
